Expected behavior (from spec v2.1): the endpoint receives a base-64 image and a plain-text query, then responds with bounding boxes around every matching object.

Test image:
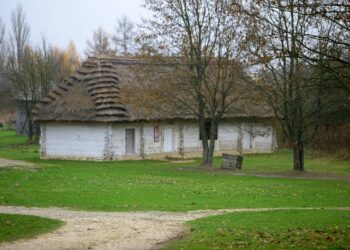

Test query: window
[200,121,218,140]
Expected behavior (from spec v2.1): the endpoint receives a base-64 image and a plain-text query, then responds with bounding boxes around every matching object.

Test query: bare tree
[35,36,57,98]
[85,27,115,57]
[296,1,349,62]
[9,4,30,65]
[298,0,350,93]
[0,18,6,70]
[112,16,136,55]
[0,18,8,110]
[238,0,338,171]
[4,5,78,139]
[4,4,37,139]
[143,0,247,166]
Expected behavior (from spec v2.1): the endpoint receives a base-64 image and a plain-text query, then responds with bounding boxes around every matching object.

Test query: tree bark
[293,141,304,171]
[201,139,209,166]
[199,122,209,166]
[207,119,217,166]
[27,118,33,142]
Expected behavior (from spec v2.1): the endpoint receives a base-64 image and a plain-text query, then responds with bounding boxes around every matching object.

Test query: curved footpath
[0,206,349,250]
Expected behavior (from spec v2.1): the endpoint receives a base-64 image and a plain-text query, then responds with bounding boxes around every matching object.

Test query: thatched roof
[34,56,273,123]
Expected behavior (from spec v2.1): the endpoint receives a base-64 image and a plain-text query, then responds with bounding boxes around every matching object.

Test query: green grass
[0,130,349,212]
[0,214,63,243]
[0,130,27,148]
[165,209,350,249]
[1,130,349,175]
[233,149,350,175]
[0,151,349,211]
[0,130,349,247]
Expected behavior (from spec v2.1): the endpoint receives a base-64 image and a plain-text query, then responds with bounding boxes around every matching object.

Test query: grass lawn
[226,149,350,175]
[0,130,349,248]
[0,214,63,243]
[1,160,349,211]
[0,131,349,211]
[165,209,350,249]
[0,130,28,148]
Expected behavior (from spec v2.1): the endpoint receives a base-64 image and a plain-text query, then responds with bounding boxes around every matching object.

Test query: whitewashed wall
[42,122,106,159]
[111,124,142,159]
[239,123,274,152]
[183,124,201,152]
[110,124,125,158]
[143,124,162,155]
[41,120,276,160]
[218,123,239,151]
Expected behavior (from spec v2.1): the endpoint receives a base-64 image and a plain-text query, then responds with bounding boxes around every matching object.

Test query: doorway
[125,128,135,155]
[163,128,173,152]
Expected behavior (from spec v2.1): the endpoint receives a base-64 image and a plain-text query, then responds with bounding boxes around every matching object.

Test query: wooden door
[242,126,253,149]
[163,128,173,152]
[125,129,135,155]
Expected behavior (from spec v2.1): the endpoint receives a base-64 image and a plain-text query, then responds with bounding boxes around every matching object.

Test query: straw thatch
[34,57,130,122]
[34,56,274,123]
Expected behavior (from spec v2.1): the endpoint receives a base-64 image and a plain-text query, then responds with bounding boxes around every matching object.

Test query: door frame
[163,127,174,152]
[125,128,136,155]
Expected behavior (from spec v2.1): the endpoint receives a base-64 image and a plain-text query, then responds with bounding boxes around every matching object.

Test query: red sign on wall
[154,125,160,142]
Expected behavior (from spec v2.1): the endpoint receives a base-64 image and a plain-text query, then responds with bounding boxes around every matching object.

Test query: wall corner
[40,122,46,158]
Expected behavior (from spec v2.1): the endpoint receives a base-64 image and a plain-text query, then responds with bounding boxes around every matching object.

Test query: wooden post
[271,126,277,152]
[40,122,46,158]
[237,124,243,154]
[140,123,145,158]
[179,123,184,157]
[104,123,113,160]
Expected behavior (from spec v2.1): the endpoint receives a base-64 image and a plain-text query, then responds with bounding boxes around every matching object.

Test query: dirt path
[0,158,36,170]
[0,206,349,250]
[188,167,350,181]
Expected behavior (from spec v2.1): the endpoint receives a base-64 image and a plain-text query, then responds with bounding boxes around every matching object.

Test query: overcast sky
[0,0,150,55]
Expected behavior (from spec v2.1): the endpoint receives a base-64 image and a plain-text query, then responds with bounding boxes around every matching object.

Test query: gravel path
[0,206,349,250]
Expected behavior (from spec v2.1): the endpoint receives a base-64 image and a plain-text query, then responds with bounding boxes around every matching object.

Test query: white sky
[0,0,150,55]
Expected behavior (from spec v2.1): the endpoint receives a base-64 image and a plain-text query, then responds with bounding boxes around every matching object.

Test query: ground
[0,130,349,249]
[167,209,350,250]
[0,206,349,250]
[0,213,62,243]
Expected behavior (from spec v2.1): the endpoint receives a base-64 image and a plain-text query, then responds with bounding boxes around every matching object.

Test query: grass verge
[165,209,350,249]
[0,213,63,243]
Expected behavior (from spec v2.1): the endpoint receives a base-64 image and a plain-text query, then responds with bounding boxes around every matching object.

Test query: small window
[200,121,218,140]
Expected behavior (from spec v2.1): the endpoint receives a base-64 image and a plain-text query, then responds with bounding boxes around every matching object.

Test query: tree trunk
[206,119,217,167]
[199,121,210,166]
[28,119,33,142]
[205,141,215,166]
[198,100,211,166]
[24,105,33,142]
[36,122,40,138]
[293,141,304,171]
[201,139,210,166]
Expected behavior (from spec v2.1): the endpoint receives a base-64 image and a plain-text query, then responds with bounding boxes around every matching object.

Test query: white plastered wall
[43,122,106,159]
[41,121,276,160]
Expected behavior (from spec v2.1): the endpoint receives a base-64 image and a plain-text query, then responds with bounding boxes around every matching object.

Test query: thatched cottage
[34,57,277,160]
